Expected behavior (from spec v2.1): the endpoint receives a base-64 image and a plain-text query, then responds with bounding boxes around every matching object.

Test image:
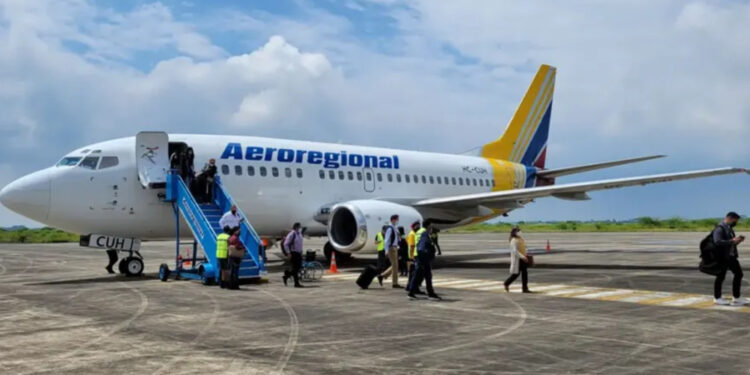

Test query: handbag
[228,245,245,259]
[526,255,535,267]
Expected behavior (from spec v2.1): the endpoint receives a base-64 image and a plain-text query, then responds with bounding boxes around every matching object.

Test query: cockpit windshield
[56,157,82,167]
[78,156,99,169]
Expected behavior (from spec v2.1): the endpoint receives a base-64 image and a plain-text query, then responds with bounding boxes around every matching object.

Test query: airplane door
[363,167,376,192]
[135,131,169,188]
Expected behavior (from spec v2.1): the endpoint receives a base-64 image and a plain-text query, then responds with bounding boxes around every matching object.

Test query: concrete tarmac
[1,232,749,374]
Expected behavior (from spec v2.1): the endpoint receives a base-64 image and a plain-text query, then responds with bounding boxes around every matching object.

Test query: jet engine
[327,200,422,253]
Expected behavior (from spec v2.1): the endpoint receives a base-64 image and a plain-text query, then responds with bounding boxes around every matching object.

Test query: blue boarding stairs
[159,170,266,284]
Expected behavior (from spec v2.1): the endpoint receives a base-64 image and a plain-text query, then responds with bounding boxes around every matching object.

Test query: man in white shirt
[219,205,243,231]
[378,214,402,288]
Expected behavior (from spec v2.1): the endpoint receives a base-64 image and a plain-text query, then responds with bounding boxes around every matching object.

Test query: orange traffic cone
[328,252,339,274]
[546,240,551,252]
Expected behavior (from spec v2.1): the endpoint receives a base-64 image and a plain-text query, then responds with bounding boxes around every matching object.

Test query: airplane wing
[414,167,748,209]
[535,155,665,178]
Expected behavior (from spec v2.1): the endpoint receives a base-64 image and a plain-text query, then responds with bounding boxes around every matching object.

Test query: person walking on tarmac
[227,226,246,290]
[375,225,387,285]
[504,227,532,293]
[405,221,424,293]
[216,226,231,289]
[408,219,441,300]
[378,215,402,288]
[712,212,747,306]
[105,249,118,274]
[430,227,442,256]
[398,226,408,276]
[283,222,304,288]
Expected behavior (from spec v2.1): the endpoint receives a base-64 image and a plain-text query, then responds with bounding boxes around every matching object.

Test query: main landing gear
[117,250,145,277]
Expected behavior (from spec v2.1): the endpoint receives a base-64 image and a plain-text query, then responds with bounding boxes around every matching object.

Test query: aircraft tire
[123,257,144,277]
[118,258,128,274]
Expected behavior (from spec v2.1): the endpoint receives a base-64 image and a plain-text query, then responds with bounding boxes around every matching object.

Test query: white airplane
[1,64,747,272]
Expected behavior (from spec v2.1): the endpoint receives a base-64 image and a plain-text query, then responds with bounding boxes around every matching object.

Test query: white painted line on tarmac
[617,292,673,303]
[543,287,596,296]
[660,296,712,307]
[575,290,634,299]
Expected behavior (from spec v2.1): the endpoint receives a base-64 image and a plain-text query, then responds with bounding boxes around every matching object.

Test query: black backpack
[698,227,724,275]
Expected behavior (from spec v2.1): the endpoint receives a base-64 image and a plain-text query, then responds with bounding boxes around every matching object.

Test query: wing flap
[415,167,747,208]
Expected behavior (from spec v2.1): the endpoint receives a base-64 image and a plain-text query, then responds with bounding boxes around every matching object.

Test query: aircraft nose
[0,170,51,222]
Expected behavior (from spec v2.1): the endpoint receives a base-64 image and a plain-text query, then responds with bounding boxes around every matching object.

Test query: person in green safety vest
[375,225,387,285]
[216,226,231,289]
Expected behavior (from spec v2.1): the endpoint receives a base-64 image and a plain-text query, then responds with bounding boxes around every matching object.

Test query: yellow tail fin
[481,64,556,168]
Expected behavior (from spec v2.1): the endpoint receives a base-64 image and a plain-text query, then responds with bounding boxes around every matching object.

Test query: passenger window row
[221,165,304,179]
[220,164,496,188]
[317,169,495,188]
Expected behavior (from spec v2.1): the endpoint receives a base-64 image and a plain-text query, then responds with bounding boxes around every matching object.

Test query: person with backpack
[282,222,304,288]
[712,212,746,306]
[378,215,402,288]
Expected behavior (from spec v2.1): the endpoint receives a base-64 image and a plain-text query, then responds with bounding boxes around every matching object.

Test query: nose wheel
[118,250,144,277]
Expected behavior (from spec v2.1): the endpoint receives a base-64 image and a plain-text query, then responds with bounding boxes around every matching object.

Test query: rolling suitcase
[356,265,379,289]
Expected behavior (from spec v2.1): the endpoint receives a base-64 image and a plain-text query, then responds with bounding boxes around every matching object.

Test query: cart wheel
[159,263,170,282]
[199,267,213,286]
[123,257,144,277]
[201,273,214,286]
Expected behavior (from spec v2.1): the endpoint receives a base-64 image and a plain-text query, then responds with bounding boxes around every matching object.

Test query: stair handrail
[168,170,217,256]
[212,176,264,271]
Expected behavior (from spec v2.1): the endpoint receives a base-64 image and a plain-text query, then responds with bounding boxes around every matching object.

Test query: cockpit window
[98,156,119,169]
[78,156,99,169]
[56,157,81,166]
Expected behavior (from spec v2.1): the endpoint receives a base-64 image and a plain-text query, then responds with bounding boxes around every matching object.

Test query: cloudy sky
[0,0,748,227]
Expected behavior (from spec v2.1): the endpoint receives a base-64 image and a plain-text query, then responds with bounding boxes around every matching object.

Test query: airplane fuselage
[3,134,535,242]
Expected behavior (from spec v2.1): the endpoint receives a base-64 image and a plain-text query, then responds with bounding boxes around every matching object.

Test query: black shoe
[294,284,305,288]
[377,275,383,286]
[415,290,426,295]
[105,266,114,274]
[504,284,510,293]
[282,275,288,286]
[428,294,442,301]
[522,289,533,294]
[408,293,419,300]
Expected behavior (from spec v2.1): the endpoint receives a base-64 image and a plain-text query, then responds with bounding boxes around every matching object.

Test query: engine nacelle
[327,200,422,253]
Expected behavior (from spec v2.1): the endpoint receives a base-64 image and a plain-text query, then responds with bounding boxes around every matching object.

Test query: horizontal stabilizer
[536,155,665,178]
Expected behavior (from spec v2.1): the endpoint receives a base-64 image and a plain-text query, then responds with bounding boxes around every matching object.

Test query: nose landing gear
[117,250,144,276]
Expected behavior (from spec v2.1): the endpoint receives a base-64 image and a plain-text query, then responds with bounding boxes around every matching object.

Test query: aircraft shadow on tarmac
[29,274,159,286]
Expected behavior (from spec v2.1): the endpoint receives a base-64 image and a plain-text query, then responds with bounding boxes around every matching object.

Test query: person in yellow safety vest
[405,221,423,293]
[216,226,231,289]
[375,225,387,285]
